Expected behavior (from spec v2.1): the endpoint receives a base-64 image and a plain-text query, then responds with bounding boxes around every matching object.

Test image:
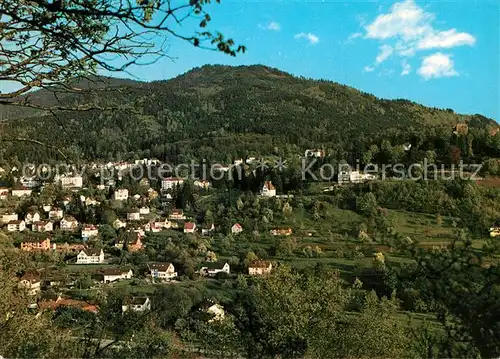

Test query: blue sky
[125,0,499,121]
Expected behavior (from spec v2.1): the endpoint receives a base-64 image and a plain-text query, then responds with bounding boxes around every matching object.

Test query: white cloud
[417,53,458,80]
[259,21,281,31]
[348,32,363,41]
[417,29,476,49]
[376,44,393,64]
[294,32,320,45]
[401,60,411,75]
[365,0,433,41]
[359,0,475,77]
[364,66,375,72]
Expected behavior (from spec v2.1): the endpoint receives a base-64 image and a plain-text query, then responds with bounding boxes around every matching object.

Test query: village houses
[270,228,293,236]
[248,260,273,276]
[97,268,133,283]
[201,223,215,236]
[2,212,18,223]
[7,220,26,232]
[11,187,32,197]
[81,225,99,240]
[148,263,178,281]
[19,273,42,296]
[231,223,243,235]
[122,297,151,313]
[113,189,129,201]
[49,208,64,220]
[184,222,197,234]
[114,232,144,252]
[60,216,79,231]
[76,248,105,264]
[169,209,186,220]
[199,261,230,277]
[58,174,83,189]
[33,221,54,232]
[21,238,54,252]
[161,177,184,191]
[127,210,141,221]
[25,211,41,225]
[260,181,276,197]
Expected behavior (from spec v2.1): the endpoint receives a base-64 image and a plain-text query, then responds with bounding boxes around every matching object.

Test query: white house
[60,216,79,231]
[113,189,129,201]
[148,263,178,281]
[7,220,26,232]
[76,248,105,264]
[11,188,32,197]
[127,211,141,221]
[59,175,83,189]
[42,204,52,212]
[184,222,197,234]
[49,208,64,220]
[1,212,18,223]
[25,211,41,225]
[122,297,151,313]
[201,223,215,236]
[168,209,185,220]
[248,261,273,276]
[231,223,243,235]
[99,268,133,283]
[139,207,150,216]
[19,273,41,296]
[82,225,99,239]
[260,181,276,197]
[161,177,184,191]
[199,262,230,277]
[33,221,54,232]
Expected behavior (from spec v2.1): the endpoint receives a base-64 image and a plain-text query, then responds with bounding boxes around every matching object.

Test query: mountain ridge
[0,64,498,162]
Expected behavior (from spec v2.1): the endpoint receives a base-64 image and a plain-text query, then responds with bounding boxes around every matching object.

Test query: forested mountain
[1,65,498,163]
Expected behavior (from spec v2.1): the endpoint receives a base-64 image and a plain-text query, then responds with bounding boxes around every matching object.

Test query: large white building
[161,178,184,191]
[76,248,105,264]
[148,263,178,281]
[59,175,83,189]
[113,189,129,201]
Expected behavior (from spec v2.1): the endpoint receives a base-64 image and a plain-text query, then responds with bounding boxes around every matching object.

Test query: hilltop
[0,64,497,162]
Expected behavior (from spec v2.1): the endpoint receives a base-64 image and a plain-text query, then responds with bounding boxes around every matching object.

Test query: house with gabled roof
[19,273,41,296]
[122,297,151,313]
[199,261,230,277]
[169,209,186,220]
[82,224,99,240]
[96,268,133,283]
[248,260,273,276]
[7,220,26,232]
[260,181,276,197]
[231,223,243,234]
[148,263,177,281]
[76,248,104,264]
[33,221,54,232]
[25,211,41,225]
[60,216,79,231]
[184,222,197,234]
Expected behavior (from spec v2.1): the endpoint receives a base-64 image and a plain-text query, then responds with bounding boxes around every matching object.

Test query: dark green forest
[1,65,498,164]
